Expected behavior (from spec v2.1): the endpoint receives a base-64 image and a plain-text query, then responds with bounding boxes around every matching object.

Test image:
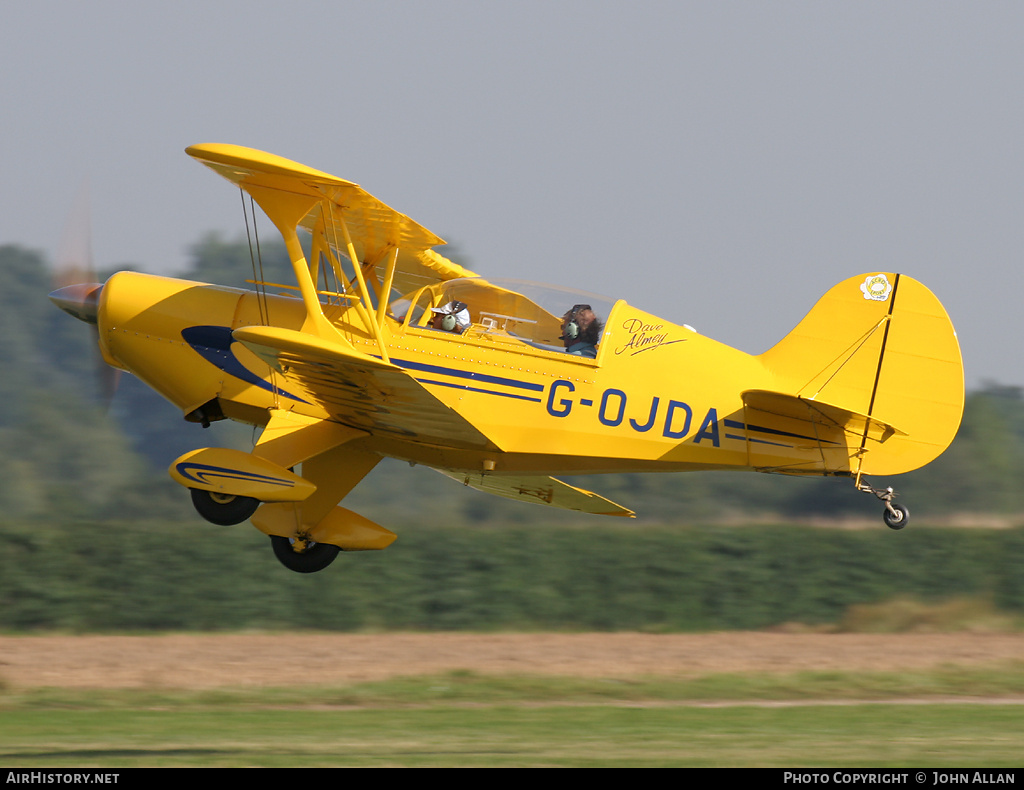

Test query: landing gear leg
[855,477,908,530]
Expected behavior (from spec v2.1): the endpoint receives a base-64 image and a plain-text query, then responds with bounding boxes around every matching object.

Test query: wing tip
[186,143,356,187]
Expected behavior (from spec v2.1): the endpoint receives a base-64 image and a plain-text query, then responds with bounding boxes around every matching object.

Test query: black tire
[190,489,260,526]
[883,503,909,530]
[270,535,341,573]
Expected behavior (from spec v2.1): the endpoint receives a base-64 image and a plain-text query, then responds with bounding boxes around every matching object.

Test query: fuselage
[93,270,817,478]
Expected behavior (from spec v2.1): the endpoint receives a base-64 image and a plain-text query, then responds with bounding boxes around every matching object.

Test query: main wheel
[270,535,340,573]
[190,489,260,526]
[883,503,909,530]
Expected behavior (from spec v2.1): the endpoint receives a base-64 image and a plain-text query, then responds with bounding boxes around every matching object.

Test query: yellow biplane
[50,144,965,572]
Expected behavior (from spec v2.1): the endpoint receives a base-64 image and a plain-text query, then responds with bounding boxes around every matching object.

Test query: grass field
[2,668,1024,767]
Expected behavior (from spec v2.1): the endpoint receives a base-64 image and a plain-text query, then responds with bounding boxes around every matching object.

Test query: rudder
[757,273,964,476]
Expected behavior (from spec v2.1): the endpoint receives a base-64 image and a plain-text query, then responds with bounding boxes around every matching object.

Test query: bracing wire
[251,196,270,322]
[324,199,350,303]
[239,188,279,406]
[240,188,269,326]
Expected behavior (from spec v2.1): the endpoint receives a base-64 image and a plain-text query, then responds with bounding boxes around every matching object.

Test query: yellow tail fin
[758,273,964,476]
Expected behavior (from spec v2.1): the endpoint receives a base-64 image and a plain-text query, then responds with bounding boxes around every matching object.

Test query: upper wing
[233,325,498,451]
[186,143,475,296]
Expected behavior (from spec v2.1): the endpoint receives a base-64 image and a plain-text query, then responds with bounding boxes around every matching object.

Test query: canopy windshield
[391,277,616,352]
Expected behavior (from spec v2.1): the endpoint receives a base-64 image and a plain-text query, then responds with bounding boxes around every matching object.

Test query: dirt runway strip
[2,632,1023,690]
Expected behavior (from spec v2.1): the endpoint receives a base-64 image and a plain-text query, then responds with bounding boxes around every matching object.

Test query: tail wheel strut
[856,477,908,530]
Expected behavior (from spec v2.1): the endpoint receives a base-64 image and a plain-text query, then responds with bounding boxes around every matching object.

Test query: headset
[561,304,592,341]
[435,300,468,332]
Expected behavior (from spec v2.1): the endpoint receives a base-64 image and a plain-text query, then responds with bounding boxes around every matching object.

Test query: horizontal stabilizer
[438,470,635,517]
[742,390,906,444]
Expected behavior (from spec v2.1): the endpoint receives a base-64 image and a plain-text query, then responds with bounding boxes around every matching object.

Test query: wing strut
[308,201,393,362]
[376,246,400,328]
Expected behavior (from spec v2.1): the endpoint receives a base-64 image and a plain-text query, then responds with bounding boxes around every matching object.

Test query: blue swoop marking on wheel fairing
[175,461,296,489]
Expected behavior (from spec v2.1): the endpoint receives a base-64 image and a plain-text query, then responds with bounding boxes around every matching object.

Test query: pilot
[561,304,602,358]
[429,300,471,334]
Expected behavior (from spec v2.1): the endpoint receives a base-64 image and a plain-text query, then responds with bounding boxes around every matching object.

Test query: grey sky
[3,1,1021,390]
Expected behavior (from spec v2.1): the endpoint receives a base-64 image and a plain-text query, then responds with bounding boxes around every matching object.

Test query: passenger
[429,300,471,334]
[561,304,601,358]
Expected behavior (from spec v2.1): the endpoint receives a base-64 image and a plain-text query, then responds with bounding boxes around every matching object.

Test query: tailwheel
[270,535,340,573]
[191,489,260,526]
[855,477,909,530]
[883,502,909,530]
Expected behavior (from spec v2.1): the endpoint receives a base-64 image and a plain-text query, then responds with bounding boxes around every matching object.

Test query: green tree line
[1,520,1022,631]
[2,238,1022,526]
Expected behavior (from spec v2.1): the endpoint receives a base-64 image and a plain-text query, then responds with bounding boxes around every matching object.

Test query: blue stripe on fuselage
[182,325,309,403]
[389,357,545,393]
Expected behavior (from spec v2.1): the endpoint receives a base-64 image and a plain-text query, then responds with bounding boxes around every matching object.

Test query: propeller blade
[50,183,123,409]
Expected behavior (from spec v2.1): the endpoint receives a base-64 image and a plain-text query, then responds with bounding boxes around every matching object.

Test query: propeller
[48,183,121,407]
